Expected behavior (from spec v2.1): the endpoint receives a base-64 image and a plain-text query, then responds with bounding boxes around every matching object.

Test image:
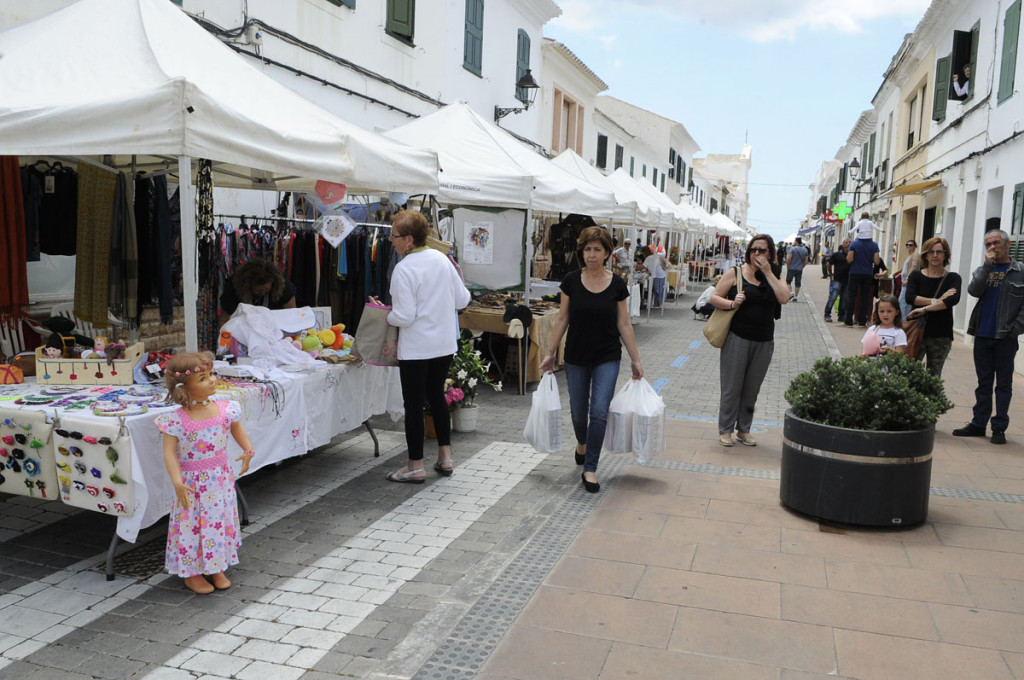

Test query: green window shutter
[1000,0,1021,103]
[596,134,607,169]
[652,168,658,186]
[933,54,950,120]
[171,0,182,5]
[868,133,876,174]
[629,157,635,176]
[970,22,980,89]
[660,175,665,192]
[463,0,483,75]
[515,29,530,103]
[327,0,356,7]
[840,163,848,192]
[1013,183,1024,235]
[386,0,415,42]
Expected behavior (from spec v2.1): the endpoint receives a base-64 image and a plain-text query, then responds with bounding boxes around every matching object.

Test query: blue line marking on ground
[670,356,689,367]
[651,378,670,393]
[688,340,703,349]
[665,412,781,429]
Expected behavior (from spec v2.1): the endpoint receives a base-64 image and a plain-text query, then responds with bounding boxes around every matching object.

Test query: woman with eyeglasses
[905,236,961,376]
[898,240,920,319]
[372,210,471,483]
[709,235,790,447]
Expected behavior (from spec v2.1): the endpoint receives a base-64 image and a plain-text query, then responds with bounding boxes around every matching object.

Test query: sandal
[385,468,426,484]
[433,460,454,477]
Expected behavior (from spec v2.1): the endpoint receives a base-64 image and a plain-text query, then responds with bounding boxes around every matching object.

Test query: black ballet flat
[574,451,585,466]
[581,473,600,493]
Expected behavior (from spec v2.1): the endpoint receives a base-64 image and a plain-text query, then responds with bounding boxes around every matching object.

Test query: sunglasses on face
[749,247,768,253]
[906,243,916,247]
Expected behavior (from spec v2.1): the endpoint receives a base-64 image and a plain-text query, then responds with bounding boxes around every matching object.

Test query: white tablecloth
[3,363,402,542]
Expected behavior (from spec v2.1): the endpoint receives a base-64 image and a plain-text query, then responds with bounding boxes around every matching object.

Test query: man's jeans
[844,275,874,325]
[971,336,1020,432]
[564,360,620,473]
[824,279,844,319]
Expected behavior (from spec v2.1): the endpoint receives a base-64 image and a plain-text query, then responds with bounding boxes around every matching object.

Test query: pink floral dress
[154,401,242,577]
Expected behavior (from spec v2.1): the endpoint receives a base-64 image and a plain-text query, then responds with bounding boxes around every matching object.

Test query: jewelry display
[0,406,57,499]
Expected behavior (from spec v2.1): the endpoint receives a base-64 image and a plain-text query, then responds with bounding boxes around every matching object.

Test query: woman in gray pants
[709,235,790,446]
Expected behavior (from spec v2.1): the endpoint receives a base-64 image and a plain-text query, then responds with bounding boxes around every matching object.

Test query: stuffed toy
[41,316,94,356]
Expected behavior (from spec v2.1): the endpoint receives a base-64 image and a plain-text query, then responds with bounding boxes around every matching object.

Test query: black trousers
[844,275,874,325]
[398,355,454,460]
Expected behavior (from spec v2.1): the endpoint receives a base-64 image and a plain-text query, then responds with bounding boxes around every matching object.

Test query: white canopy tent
[710,211,746,238]
[604,169,666,230]
[0,0,440,350]
[551,149,640,228]
[387,103,616,218]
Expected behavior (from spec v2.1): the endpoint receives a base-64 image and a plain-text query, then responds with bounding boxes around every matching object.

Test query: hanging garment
[108,172,139,327]
[20,165,41,262]
[134,176,154,307]
[153,175,174,325]
[74,163,117,325]
[31,163,78,256]
[1,157,29,320]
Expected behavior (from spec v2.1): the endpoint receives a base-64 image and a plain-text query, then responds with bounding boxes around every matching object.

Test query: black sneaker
[991,430,1007,445]
[952,423,986,437]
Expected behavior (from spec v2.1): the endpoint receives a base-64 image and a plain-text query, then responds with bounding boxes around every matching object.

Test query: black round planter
[780,410,934,527]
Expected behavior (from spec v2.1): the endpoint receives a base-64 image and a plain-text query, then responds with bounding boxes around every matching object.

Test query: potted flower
[781,353,953,527]
[448,336,501,432]
[422,382,466,439]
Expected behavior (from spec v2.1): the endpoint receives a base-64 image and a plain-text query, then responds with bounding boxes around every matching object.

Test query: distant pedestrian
[786,237,809,301]
[824,238,851,323]
[898,239,920,319]
[905,237,961,377]
[848,212,883,241]
[844,235,882,327]
[821,241,833,279]
[710,234,789,447]
[953,230,1024,445]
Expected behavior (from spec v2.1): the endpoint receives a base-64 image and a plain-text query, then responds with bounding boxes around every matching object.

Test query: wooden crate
[35,343,144,385]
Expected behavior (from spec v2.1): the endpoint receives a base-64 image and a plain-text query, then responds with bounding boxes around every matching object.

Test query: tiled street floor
[2,271,1024,679]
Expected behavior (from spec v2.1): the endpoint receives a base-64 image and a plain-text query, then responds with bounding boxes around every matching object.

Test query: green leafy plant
[449,336,501,407]
[784,353,953,431]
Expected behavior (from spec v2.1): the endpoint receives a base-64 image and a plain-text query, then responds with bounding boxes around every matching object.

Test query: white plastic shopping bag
[524,372,563,453]
[603,381,635,454]
[631,378,666,465]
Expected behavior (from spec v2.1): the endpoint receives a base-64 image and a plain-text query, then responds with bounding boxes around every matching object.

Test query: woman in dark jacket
[710,235,790,447]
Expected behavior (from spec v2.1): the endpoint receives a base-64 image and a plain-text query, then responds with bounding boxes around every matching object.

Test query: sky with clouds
[545,0,932,242]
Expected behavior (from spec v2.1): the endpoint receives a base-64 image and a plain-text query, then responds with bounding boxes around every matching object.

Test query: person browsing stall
[218,257,297,326]
[541,227,643,494]
[371,211,471,483]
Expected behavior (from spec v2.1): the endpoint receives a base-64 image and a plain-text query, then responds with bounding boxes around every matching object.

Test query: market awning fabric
[0,0,439,194]
[386,102,616,217]
[889,179,942,196]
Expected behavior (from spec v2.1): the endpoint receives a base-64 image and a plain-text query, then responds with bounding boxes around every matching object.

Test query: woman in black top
[905,236,961,376]
[540,227,644,493]
[710,235,790,447]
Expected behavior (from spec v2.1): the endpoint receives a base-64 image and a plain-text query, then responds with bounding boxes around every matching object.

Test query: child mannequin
[861,295,907,358]
[155,351,254,595]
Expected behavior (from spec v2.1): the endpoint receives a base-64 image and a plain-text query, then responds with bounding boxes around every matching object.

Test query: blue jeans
[824,279,843,319]
[971,336,1019,432]
[565,360,620,473]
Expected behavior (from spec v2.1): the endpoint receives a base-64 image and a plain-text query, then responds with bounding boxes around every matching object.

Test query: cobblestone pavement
[1,273,1022,679]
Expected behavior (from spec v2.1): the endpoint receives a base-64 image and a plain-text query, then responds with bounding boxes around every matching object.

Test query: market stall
[0,0,439,352]
[0,0,438,563]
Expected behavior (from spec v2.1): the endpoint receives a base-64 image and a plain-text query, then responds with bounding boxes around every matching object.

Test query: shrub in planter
[780,353,953,527]
[784,353,952,432]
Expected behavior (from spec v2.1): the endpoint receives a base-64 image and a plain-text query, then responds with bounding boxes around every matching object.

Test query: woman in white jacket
[373,210,471,483]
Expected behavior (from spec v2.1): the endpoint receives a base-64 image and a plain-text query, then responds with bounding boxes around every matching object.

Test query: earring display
[52,415,134,516]
[0,407,57,500]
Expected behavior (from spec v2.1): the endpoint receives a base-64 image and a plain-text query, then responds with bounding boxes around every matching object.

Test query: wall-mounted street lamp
[847,157,872,210]
[494,69,540,123]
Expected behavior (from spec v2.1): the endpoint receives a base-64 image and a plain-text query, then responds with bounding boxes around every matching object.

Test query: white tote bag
[524,372,563,453]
